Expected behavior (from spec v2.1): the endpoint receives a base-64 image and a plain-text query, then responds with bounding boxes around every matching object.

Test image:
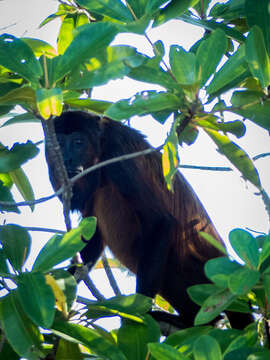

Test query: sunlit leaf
[9,167,35,211]
[36,88,63,120]
[68,45,145,89]
[53,22,118,82]
[51,269,77,311]
[0,224,31,271]
[52,320,127,360]
[0,181,20,213]
[105,91,179,120]
[118,315,160,360]
[0,34,43,83]
[22,38,57,58]
[55,339,83,360]
[148,342,187,360]
[178,14,245,43]
[65,98,112,114]
[162,120,179,190]
[76,0,133,22]
[153,0,198,27]
[205,128,261,189]
[0,86,36,108]
[32,217,96,272]
[46,274,68,317]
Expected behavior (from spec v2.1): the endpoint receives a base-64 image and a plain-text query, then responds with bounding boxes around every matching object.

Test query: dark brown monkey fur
[46,111,252,329]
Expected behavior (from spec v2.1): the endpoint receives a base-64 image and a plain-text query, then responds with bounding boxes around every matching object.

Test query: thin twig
[72,264,105,301]
[26,227,65,234]
[0,146,160,207]
[101,253,121,296]
[1,148,269,209]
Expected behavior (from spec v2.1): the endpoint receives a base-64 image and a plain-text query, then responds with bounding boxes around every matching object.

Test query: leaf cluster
[0,0,270,359]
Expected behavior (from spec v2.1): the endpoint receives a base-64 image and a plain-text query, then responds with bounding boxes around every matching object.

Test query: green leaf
[162,119,179,190]
[76,0,133,22]
[56,339,83,360]
[178,14,245,43]
[246,26,270,88]
[118,315,160,360]
[128,60,176,90]
[64,98,112,114]
[245,0,270,55]
[1,112,40,127]
[22,38,57,58]
[36,88,63,120]
[105,91,179,120]
[204,128,261,189]
[263,273,270,305]
[0,141,39,173]
[205,257,242,288]
[0,224,31,272]
[229,229,259,268]
[198,231,227,254]
[230,90,270,131]
[0,180,20,213]
[9,167,35,211]
[170,45,198,86]
[52,320,127,360]
[0,86,36,108]
[57,15,76,55]
[0,34,43,83]
[228,267,260,295]
[208,328,242,353]
[148,342,188,360]
[0,249,9,274]
[68,45,145,89]
[153,0,198,27]
[0,292,43,359]
[53,22,118,82]
[193,335,222,360]
[165,327,212,357]
[86,294,152,320]
[188,283,221,306]
[17,272,55,328]
[51,269,77,311]
[259,235,270,267]
[0,339,20,360]
[196,29,227,87]
[32,217,96,272]
[207,44,247,95]
[194,288,236,325]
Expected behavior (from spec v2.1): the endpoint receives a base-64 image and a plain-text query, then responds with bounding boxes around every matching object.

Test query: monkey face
[56,132,90,178]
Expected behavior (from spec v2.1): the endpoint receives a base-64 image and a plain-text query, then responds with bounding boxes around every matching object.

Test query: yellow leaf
[46,274,68,317]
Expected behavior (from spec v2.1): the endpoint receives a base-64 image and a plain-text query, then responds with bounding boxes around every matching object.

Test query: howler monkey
[46,111,252,329]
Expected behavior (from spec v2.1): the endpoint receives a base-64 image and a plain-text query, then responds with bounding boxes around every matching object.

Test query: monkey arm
[136,213,176,298]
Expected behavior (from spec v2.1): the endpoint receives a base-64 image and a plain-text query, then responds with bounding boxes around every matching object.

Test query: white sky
[0,0,270,304]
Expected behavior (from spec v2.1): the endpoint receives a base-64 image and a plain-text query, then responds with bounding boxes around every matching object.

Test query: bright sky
[1,0,270,302]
